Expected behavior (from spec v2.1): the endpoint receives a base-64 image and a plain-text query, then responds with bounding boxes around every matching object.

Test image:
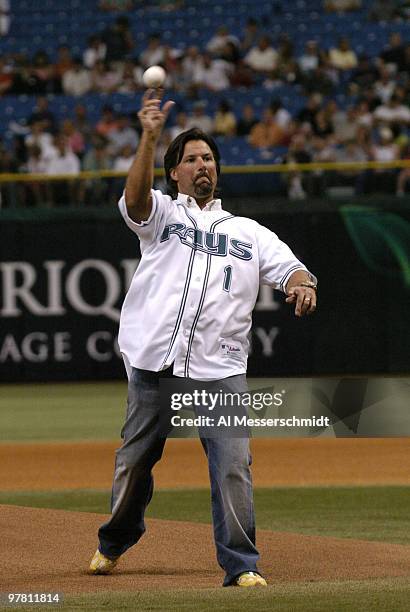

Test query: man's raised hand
[138,89,175,141]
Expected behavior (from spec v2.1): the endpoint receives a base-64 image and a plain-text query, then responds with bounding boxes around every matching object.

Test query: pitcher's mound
[2,505,410,593]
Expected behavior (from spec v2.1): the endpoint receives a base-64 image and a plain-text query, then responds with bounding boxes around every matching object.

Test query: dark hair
[164,128,221,198]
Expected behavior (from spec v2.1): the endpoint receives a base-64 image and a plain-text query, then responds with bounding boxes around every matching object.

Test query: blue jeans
[98,368,260,586]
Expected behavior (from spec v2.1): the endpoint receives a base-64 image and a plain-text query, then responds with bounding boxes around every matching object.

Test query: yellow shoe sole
[236,572,267,587]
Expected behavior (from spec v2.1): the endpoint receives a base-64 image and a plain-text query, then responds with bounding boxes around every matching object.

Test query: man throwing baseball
[89,90,317,587]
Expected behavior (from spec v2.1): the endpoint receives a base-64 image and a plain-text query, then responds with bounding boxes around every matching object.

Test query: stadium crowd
[0,5,410,204]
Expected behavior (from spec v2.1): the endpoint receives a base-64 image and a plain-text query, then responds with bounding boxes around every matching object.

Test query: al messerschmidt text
[171,415,331,428]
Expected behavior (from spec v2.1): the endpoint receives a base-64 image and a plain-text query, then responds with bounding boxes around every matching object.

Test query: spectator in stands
[0,54,12,95]
[102,15,134,63]
[28,97,56,133]
[25,120,54,159]
[338,139,368,165]
[349,54,379,93]
[62,58,92,97]
[373,94,410,126]
[244,35,278,74]
[298,41,321,76]
[54,46,74,81]
[249,107,286,148]
[309,135,337,195]
[374,65,396,104]
[301,55,338,95]
[26,144,47,174]
[206,26,239,57]
[90,60,121,94]
[370,127,400,193]
[61,119,86,159]
[0,0,10,36]
[79,136,112,205]
[113,143,134,171]
[192,52,233,91]
[270,99,291,130]
[369,0,400,21]
[336,139,369,194]
[96,105,119,137]
[212,100,237,137]
[324,99,346,134]
[285,133,312,199]
[324,0,361,11]
[9,56,35,95]
[220,41,241,66]
[329,37,358,71]
[297,93,322,129]
[118,58,144,93]
[360,85,382,112]
[25,144,48,206]
[140,33,165,69]
[9,135,26,171]
[334,105,359,142]
[355,100,373,129]
[240,18,260,53]
[182,46,202,84]
[236,104,258,136]
[167,56,191,93]
[169,111,189,140]
[44,134,81,206]
[31,51,58,95]
[275,36,297,83]
[44,134,81,175]
[83,35,107,69]
[312,108,334,138]
[72,104,93,141]
[186,101,213,133]
[379,33,406,72]
[107,113,139,157]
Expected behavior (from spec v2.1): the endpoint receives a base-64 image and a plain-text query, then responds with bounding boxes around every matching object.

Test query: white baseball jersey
[118,189,314,381]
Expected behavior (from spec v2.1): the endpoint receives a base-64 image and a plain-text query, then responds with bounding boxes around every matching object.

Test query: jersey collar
[177,192,222,212]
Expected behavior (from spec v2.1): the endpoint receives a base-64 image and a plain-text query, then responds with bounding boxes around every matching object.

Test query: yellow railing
[0,159,409,183]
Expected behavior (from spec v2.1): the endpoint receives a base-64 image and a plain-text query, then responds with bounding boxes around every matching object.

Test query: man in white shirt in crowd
[44,134,80,205]
[244,35,278,74]
[62,58,92,97]
[89,90,317,587]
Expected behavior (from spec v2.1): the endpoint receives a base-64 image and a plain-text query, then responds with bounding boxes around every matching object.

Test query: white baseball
[142,65,166,88]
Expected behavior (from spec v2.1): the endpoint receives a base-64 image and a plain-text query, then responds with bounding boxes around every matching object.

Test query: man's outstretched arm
[125,89,174,223]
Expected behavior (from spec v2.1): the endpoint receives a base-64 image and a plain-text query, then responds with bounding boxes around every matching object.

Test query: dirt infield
[3,504,410,594]
[1,438,410,491]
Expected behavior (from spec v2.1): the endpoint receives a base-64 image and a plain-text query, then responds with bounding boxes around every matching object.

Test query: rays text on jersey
[160,223,253,260]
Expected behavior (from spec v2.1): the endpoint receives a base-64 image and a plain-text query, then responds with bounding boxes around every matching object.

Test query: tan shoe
[89,549,119,575]
[235,571,267,587]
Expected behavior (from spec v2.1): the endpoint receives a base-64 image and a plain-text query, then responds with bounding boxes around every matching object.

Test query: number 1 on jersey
[223,265,232,292]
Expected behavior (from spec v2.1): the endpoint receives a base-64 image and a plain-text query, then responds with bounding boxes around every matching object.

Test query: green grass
[0,382,126,441]
[1,486,410,544]
[8,579,410,612]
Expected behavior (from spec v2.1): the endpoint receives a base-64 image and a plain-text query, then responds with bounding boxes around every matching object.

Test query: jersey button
[195,276,200,282]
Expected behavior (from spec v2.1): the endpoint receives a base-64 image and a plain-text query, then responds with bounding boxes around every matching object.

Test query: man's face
[170,140,218,203]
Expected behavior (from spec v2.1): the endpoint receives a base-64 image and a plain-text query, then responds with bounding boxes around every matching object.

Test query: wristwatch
[297,281,317,291]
